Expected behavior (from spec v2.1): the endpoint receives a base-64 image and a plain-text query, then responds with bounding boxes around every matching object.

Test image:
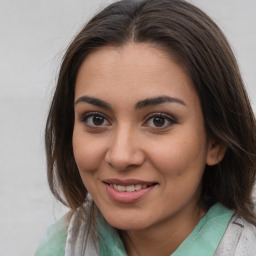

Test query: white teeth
[110,184,149,192]
[134,184,142,190]
[117,185,126,192]
[126,185,135,192]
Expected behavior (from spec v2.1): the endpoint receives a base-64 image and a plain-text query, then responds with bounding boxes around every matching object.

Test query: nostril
[104,139,145,170]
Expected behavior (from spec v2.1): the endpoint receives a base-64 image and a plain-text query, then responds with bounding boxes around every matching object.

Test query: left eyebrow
[135,96,186,109]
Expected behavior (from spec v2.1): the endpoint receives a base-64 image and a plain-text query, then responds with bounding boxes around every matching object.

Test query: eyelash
[79,112,177,130]
[143,113,177,129]
[80,112,110,128]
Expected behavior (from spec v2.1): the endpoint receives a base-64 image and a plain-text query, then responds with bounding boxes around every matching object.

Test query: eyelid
[143,112,177,128]
[80,111,107,121]
[79,111,111,128]
[144,112,176,121]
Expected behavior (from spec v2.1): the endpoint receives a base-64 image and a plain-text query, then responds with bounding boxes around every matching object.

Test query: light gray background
[0,0,255,255]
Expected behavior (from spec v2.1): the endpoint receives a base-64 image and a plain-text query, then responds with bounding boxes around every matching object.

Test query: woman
[36,0,256,255]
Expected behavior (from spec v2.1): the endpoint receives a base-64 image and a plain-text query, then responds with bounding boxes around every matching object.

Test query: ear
[206,138,226,166]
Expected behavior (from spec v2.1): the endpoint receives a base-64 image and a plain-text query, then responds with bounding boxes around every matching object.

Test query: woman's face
[73,43,217,232]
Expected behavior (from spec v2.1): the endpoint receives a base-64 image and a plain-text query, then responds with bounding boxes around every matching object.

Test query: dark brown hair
[45,0,256,224]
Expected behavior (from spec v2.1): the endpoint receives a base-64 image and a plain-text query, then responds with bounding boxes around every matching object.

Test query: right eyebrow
[75,96,112,110]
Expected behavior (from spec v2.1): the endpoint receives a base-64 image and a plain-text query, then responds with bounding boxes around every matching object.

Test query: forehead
[75,43,198,107]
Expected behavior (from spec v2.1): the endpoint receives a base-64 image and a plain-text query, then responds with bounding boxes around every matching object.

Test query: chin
[103,212,149,231]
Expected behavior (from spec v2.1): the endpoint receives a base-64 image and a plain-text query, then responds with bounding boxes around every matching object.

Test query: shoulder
[34,213,70,256]
[35,203,98,256]
[215,215,256,256]
[65,207,99,256]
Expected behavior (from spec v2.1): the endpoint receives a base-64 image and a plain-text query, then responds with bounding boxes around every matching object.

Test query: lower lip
[104,183,156,203]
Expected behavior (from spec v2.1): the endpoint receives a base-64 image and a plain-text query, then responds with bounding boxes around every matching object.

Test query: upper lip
[102,178,157,186]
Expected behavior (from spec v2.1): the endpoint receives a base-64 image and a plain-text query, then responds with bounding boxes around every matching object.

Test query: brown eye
[144,113,177,129]
[81,112,110,128]
[93,115,105,126]
[153,116,166,127]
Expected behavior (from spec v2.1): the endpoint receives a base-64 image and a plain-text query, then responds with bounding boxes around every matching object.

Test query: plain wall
[0,0,255,255]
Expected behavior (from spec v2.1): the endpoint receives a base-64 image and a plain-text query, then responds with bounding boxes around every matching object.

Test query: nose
[104,126,145,171]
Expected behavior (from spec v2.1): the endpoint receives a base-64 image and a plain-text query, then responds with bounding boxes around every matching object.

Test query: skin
[73,43,225,256]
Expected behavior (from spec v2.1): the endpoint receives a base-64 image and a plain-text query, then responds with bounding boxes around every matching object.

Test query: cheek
[72,129,107,198]
[72,128,106,173]
[148,132,208,178]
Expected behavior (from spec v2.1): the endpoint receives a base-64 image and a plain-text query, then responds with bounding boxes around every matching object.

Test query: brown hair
[45,0,256,224]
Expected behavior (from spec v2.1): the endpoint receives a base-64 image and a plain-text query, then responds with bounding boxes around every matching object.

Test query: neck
[120,205,205,256]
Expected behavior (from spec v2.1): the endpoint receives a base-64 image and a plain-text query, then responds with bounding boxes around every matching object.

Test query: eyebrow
[135,96,186,109]
[75,96,112,110]
[75,95,185,110]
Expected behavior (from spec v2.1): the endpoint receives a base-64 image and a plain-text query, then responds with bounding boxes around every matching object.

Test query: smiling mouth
[108,183,151,192]
[103,181,157,192]
[103,180,157,202]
